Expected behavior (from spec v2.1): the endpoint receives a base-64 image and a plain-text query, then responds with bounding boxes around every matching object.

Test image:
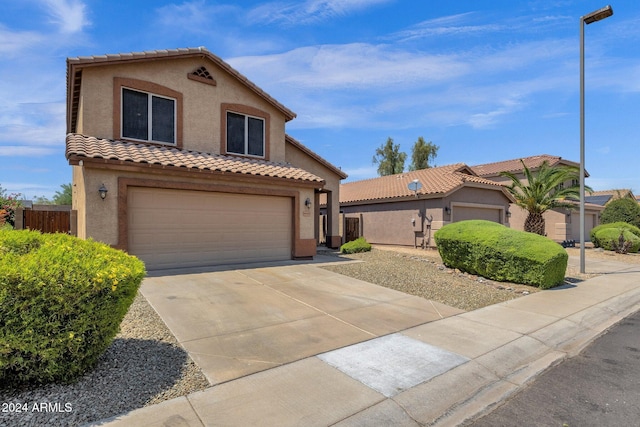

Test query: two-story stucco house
[65,47,346,270]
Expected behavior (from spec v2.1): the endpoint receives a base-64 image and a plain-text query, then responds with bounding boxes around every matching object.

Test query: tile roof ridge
[471,154,558,168]
[342,162,471,186]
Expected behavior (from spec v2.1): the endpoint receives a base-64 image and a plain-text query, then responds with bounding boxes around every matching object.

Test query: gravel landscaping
[320,245,609,311]
[0,294,209,427]
[321,246,544,311]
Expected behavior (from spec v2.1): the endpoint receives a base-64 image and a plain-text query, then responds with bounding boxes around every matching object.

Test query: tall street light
[580,5,613,274]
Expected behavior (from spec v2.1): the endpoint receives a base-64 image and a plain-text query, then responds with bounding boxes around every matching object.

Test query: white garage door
[128,187,292,270]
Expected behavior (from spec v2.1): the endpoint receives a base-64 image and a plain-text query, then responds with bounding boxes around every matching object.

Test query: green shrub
[590,222,640,249]
[0,229,146,387]
[340,237,372,254]
[591,227,640,253]
[600,198,640,228]
[434,220,567,289]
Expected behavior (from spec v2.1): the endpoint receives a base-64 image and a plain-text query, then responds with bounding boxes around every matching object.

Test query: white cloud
[391,13,506,41]
[248,0,393,26]
[155,1,239,33]
[228,34,580,131]
[42,0,89,33]
[0,146,60,157]
[0,25,45,56]
[228,43,469,90]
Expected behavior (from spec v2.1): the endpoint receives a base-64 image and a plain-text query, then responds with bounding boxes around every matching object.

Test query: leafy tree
[408,137,439,171]
[53,183,73,205]
[33,195,53,205]
[0,184,23,228]
[500,160,590,236]
[372,137,406,176]
[600,198,640,228]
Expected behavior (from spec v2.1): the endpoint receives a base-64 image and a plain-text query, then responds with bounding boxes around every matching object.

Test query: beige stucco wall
[71,165,86,239]
[77,57,288,162]
[298,187,316,241]
[285,142,342,244]
[507,204,601,241]
[341,186,511,247]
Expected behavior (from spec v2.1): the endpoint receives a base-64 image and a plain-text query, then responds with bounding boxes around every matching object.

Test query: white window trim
[227,111,266,158]
[121,87,177,145]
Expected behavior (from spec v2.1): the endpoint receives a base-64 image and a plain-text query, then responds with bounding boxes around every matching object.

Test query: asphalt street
[469,309,640,427]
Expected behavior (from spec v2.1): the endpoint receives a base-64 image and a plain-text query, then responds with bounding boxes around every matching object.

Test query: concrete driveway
[140,259,463,385]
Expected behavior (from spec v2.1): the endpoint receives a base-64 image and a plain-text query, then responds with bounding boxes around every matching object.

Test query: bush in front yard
[599,198,640,228]
[0,229,146,386]
[590,222,640,252]
[434,220,567,289]
[340,237,372,254]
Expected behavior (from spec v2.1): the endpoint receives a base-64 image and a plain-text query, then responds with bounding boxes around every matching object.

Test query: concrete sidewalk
[90,256,640,427]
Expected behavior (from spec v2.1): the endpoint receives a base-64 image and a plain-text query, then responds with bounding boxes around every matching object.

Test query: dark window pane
[227,112,245,154]
[152,96,175,143]
[122,89,148,140]
[248,117,264,157]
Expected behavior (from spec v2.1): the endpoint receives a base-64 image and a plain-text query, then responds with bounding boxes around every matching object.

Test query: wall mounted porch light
[444,206,451,215]
[305,197,312,208]
[98,184,108,200]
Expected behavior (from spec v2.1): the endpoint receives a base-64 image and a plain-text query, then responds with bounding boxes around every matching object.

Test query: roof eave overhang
[340,192,448,206]
[68,155,325,189]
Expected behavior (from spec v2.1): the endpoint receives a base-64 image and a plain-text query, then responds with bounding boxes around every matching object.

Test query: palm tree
[500,160,591,236]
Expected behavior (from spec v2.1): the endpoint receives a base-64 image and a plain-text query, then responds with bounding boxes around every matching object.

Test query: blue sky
[1,0,638,199]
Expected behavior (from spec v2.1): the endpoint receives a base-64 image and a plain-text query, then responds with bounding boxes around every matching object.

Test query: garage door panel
[128,188,292,270]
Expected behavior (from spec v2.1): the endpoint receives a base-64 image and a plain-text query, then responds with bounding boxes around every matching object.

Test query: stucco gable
[285,135,347,180]
[66,47,296,134]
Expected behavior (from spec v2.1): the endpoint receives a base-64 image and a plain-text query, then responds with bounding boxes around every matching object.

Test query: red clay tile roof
[285,135,347,180]
[66,134,324,184]
[471,154,582,177]
[339,164,509,204]
[66,47,296,133]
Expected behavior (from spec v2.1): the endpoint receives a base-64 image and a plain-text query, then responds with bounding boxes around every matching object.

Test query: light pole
[580,5,613,274]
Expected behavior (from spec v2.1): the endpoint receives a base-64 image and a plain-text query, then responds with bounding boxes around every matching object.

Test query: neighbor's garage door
[128,187,292,270]
[452,206,502,223]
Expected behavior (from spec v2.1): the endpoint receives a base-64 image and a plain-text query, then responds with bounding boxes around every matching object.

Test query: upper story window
[114,77,183,148]
[122,88,176,144]
[226,111,265,158]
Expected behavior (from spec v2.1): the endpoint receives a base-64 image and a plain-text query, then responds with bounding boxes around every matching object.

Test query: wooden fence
[15,206,76,235]
[344,217,360,243]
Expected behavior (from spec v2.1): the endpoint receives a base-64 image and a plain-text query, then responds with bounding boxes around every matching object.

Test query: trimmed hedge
[434,220,567,289]
[340,237,372,254]
[0,229,146,386]
[600,198,640,228]
[590,222,640,252]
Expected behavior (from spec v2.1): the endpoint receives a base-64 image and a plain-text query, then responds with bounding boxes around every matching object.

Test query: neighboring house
[65,47,345,270]
[471,154,603,242]
[585,189,636,206]
[331,164,514,248]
